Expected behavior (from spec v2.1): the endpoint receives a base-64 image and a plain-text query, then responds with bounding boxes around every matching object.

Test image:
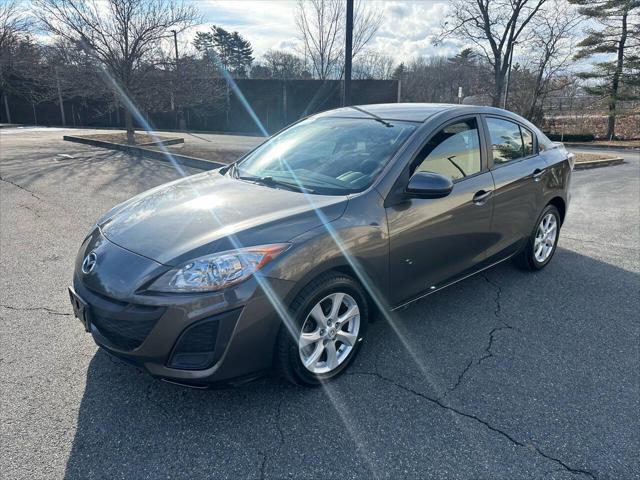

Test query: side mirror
[406,171,453,199]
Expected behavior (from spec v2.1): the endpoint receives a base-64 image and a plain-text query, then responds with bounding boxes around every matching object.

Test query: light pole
[343,0,354,106]
[276,61,288,125]
[502,42,517,110]
[171,29,183,129]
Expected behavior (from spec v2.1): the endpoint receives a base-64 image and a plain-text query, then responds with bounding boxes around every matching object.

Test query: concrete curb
[138,137,184,147]
[564,142,639,151]
[63,135,223,171]
[574,157,625,170]
[28,123,265,138]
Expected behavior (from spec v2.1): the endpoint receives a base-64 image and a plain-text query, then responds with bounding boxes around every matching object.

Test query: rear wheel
[515,204,561,271]
[276,273,368,386]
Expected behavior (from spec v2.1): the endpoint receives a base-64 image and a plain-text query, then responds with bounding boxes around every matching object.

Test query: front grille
[92,312,160,350]
[90,302,166,351]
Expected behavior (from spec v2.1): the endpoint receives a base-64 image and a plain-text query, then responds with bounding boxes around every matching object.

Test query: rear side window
[413,118,482,181]
[538,132,556,151]
[486,118,524,164]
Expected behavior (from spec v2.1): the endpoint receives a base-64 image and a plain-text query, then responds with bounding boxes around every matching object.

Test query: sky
[191,0,464,63]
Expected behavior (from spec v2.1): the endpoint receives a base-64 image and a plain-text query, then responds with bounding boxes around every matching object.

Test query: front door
[386,117,495,306]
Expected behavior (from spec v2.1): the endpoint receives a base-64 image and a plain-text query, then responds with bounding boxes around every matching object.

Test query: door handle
[472,190,492,205]
[533,168,546,182]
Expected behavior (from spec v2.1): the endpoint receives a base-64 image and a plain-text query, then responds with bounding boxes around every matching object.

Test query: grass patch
[574,152,616,163]
[568,139,639,148]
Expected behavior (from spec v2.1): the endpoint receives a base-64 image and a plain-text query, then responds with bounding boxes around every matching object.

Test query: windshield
[234,116,417,195]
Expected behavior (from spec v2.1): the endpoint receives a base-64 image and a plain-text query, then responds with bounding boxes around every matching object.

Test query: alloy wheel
[534,212,558,263]
[298,292,361,374]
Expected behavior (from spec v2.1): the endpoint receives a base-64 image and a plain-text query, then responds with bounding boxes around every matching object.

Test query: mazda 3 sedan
[70,104,572,387]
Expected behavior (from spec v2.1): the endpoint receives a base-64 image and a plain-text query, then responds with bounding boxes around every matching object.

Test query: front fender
[264,192,390,309]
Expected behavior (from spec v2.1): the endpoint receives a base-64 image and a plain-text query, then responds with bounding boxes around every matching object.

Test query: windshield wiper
[238,175,315,194]
[226,162,239,178]
[348,106,393,128]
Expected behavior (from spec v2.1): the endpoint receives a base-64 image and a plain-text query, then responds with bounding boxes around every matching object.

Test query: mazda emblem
[82,252,97,274]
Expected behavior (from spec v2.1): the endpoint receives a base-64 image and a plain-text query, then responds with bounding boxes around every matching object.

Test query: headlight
[149,243,290,293]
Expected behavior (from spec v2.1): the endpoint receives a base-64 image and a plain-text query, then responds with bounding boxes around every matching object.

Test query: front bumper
[71,230,295,386]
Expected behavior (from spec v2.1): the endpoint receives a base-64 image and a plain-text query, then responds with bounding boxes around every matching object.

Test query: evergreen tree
[229,31,253,78]
[194,26,253,77]
[448,48,477,67]
[569,0,640,139]
[391,63,406,81]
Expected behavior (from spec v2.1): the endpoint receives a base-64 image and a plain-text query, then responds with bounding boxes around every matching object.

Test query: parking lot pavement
[1,127,638,480]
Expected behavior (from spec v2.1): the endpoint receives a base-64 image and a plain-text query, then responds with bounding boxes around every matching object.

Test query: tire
[276,272,368,386]
[514,204,561,271]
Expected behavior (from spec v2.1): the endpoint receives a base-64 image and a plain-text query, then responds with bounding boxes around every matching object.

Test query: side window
[521,126,534,156]
[413,118,482,181]
[538,132,556,152]
[486,118,524,165]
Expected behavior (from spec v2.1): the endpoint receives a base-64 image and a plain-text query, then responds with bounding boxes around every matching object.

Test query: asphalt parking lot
[1,127,638,480]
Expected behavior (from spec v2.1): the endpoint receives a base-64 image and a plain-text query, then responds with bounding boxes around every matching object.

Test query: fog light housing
[167,309,241,370]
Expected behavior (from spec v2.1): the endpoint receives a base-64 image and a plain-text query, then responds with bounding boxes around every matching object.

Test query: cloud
[191,0,464,62]
[368,1,467,60]
[194,0,300,55]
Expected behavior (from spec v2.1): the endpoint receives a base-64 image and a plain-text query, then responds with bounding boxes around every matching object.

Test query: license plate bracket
[68,287,92,332]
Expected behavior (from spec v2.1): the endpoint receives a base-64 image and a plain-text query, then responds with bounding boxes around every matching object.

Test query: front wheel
[515,204,561,271]
[276,273,368,386]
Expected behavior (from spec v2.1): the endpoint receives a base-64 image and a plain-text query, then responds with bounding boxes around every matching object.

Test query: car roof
[317,103,514,123]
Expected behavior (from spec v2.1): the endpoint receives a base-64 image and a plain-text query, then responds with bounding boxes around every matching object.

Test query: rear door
[386,116,495,306]
[482,116,548,261]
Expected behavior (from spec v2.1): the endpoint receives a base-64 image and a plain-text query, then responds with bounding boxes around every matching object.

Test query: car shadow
[63,247,639,479]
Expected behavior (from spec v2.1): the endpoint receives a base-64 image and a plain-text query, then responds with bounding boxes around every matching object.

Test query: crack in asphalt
[258,453,268,480]
[446,358,474,394]
[350,370,596,479]
[18,203,42,218]
[259,397,286,480]
[477,325,513,365]
[443,276,515,396]
[0,176,43,200]
[479,276,517,365]
[483,275,503,319]
[0,304,72,316]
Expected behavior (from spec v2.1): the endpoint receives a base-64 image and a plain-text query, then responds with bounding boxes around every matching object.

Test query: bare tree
[5,37,58,124]
[0,0,30,50]
[46,39,112,125]
[296,0,342,79]
[351,1,382,59]
[0,0,32,123]
[352,50,395,79]
[438,0,550,106]
[524,0,583,122]
[33,0,199,143]
[296,0,382,79]
[261,49,307,79]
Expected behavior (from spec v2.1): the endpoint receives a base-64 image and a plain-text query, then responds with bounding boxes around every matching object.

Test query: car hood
[99,170,348,266]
